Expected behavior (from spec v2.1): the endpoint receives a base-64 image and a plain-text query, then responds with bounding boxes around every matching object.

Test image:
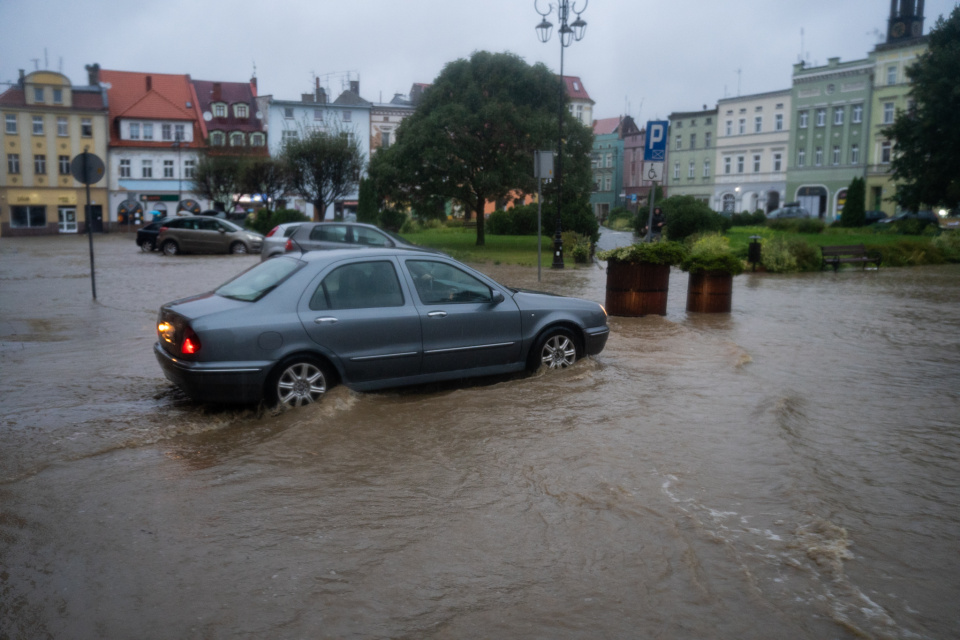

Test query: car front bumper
[154,342,269,404]
[583,326,610,357]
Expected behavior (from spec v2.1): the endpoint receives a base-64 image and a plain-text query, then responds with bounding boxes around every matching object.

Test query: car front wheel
[270,357,331,408]
[531,328,579,371]
[229,242,248,255]
[139,239,155,252]
[162,240,180,256]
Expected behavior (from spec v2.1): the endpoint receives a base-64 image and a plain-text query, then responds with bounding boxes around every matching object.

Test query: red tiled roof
[593,117,622,136]
[100,69,201,147]
[0,88,25,106]
[191,79,265,135]
[563,76,593,103]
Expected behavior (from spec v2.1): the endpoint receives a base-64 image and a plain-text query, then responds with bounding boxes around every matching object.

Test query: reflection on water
[1,236,959,638]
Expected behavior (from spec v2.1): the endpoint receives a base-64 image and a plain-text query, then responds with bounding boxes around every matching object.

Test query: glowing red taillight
[266,225,280,238]
[284,238,293,252]
[159,226,169,232]
[181,326,201,355]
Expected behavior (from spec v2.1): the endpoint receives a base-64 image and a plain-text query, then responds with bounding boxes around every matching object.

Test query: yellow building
[1,70,109,236]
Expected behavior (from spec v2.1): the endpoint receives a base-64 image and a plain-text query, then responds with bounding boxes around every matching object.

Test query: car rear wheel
[139,239,155,252]
[531,328,579,371]
[229,241,248,255]
[269,357,331,408]
[162,240,180,256]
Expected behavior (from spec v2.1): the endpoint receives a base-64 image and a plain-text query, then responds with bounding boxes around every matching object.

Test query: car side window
[309,225,348,243]
[405,260,493,305]
[309,261,405,311]
[353,226,390,247]
[198,219,220,231]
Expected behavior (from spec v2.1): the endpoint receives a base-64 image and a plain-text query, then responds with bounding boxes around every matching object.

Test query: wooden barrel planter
[686,270,733,313]
[605,262,671,316]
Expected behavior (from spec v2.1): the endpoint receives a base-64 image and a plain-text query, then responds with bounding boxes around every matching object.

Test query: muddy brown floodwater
[1,234,959,639]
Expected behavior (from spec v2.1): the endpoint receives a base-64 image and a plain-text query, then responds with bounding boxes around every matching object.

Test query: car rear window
[216,257,302,302]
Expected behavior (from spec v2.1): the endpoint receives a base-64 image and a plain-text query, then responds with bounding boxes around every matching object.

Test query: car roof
[294,246,444,264]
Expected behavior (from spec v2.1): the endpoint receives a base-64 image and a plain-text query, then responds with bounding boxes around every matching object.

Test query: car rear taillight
[159,226,169,232]
[266,225,280,237]
[284,238,293,252]
[181,326,201,355]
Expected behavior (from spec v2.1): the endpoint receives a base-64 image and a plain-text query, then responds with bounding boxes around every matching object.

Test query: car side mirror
[491,291,505,304]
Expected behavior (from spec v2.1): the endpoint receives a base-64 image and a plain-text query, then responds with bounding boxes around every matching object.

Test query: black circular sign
[71,152,106,185]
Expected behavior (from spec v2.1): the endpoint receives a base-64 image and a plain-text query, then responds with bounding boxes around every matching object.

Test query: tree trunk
[313,199,327,222]
[475,194,485,246]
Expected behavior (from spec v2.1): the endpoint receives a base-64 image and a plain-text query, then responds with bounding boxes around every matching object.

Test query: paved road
[596,225,637,252]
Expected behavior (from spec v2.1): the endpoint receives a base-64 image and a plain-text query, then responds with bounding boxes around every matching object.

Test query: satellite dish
[203,111,212,121]
[255,111,263,119]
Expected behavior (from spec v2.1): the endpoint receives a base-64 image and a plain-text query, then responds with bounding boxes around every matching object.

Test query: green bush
[874,239,946,266]
[932,231,960,262]
[797,219,826,234]
[680,234,744,275]
[562,231,592,263]
[787,238,823,271]
[487,204,541,235]
[378,208,408,232]
[598,240,688,265]
[657,195,726,242]
[730,210,767,227]
[760,236,799,273]
[247,208,309,235]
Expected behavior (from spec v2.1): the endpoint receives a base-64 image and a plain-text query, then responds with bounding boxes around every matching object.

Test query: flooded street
[2,234,959,639]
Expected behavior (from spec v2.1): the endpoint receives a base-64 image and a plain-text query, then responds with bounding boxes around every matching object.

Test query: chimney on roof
[213,82,222,101]
[146,75,152,92]
[18,69,25,88]
[350,80,359,95]
[314,79,326,104]
[85,63,100,86]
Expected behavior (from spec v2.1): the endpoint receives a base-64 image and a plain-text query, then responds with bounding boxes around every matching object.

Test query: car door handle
[427,311,447,318]
[314,317,338,324]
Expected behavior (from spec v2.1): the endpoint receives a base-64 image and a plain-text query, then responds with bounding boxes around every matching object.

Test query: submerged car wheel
[162,240,180,256]
[139,239,155,252]
[533,328,579,371]
[229,241,248,255]
[271,357,330,408]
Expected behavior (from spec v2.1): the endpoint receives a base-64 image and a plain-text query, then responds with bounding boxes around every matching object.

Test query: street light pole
[536,0,587,269]
[173,134,182,210]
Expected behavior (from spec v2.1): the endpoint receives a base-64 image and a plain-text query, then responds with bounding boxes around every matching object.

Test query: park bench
[820,244,882,272]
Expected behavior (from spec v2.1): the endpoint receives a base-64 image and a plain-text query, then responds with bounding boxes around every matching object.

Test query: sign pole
[645,181,657,243]
[84,151,97,300]
[72,148,106,301]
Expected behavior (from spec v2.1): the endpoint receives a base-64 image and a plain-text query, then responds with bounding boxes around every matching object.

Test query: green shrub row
[246,208,310,235]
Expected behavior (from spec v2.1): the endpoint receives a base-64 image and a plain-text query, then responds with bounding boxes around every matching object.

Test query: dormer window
[53,89,63,104]
[129,123,140,140]
[234,103,249,119]
[573,81,580,91]
[213,103,227,118]
[210,131,225,146]
[34,88,44,102]
[251,132,265,146]
[229,132,245,146]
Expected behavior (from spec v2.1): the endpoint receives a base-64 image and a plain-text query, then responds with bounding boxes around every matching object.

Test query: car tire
[530,327,579,372]
[162,240,180,256]
[268,356,333,408]
[140,239,155,252]
[230,241,248,255]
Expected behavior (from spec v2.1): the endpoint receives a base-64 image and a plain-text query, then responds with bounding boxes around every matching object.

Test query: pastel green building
[665,107,718,205]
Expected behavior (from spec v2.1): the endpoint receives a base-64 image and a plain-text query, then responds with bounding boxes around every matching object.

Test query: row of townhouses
[589,0,930,222]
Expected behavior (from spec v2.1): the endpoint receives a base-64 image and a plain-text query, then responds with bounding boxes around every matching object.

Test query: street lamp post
[535,0,587,269]
[172,134,182,210]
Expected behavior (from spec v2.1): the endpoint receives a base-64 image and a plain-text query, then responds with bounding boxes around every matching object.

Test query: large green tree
[841,176,866,227]
[241,157,290,211]
[283,128,364,221]
[191,154,248,212]
[373,51,586,245]
[883,7,960,211]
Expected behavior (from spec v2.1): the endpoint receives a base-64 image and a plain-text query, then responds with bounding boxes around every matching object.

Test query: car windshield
[216,257,302,302]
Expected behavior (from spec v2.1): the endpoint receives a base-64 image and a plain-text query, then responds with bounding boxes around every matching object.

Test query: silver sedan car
[155,248,609,407]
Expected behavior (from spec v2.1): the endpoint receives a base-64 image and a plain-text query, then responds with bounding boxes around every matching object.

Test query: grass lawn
[401,226,566,266]
[725,225,933,253]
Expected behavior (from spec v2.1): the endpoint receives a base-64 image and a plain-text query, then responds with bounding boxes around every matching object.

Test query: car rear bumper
[154,342,269,404]
[583,326,610,357]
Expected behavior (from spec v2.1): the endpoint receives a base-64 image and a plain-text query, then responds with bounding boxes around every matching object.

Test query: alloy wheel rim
[541,335,576,369]
[277,363,326,407]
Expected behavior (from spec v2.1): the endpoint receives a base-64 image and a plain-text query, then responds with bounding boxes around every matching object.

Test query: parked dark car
[155,248,610,407]
[136,218,171,252]
[271,221,441,261]
[877,210,938,225]
[863,210,888,225]
[260,223,304,260]
[157,216,263,256]
[768,203,812,219]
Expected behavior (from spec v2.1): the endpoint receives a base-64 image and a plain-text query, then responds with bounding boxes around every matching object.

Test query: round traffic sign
[71,152,106,185]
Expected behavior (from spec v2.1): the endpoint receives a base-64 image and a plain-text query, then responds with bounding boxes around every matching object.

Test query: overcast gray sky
[2,0,957,124]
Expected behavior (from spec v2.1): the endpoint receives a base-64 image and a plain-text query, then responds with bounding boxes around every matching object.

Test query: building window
[773,153,782,172]
[59,155,70,175]
[798,149,806,167]
[883,102,895,124]
[705,117,713,125]
[850,144,860,165]
[81,118,92,137]
[575,104,583,122]
[753,154,761,172]
[7,153,20,174]
[230,132,245,146]
[130,123,140,140]
[775,114,783,131]
[143,123,153,140]
[724,157,731,174]
[798,111,808,128]
[690,119,697,126]
[815,147,823,166]
[704,132,711,148]
[722,194,735,213]
[673,161,679,180]
[314,108,324,121]
[832,145,841,165]
[887,65,897,85]
[688,160,695,178]
[142,159,152,178]
[281,130,297,143]
[34,88,44,102]
[690,133,696,149]
[32,116,44,135]
[11,206,46,228]
[5,114,16,134]
[213,103,227,118]
[725,120,732,136]
[184,159,196,178]
[737,156,744,173]
[754,116,762,133]
[605,153,612,168]
[53,88,63,104]
[34,154,46,174]
[162,124,172,141]
[210,131,225,146]
[816,109,826,127]
[834,108,844,126]
[164,159,174,178]
[852,104,863,123]
[234,104,249,118]
[119,158,131,177]
[382,131,391,148]
[675,121,683,129]
[57,117,68,136]
[675,135,682,150]
[342,111,352,122]
[738,118,746,134]
[703,160,710,177]
[284,107,294,119]
[881,141,892,164]
[251,132,265,146]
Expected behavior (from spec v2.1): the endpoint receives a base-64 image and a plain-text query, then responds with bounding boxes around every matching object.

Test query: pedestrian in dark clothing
[650,207,665,240]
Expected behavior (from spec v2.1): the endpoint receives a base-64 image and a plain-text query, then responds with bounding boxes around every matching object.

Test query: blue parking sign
[644,120,668,162]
